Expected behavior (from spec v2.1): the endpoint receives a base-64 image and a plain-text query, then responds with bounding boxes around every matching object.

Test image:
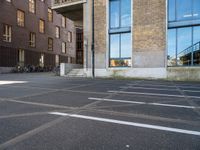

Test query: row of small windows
[3,24,73,54]
[16,9,66,36]
[6,0,67,28]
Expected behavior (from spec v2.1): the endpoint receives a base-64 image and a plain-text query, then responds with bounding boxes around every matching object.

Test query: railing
[53,0,85,7]
[178,41,200,57]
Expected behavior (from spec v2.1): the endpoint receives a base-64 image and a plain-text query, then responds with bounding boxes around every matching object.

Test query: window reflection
[168,0,200,21]
[193,0,200,19]
[121,0,131,27]
[177,27,192,66]
[168,26,200,66]
[168,0,175,22]
[168,0,200,66]
[177,0,192,21]
[168,29,176,66]
[109,33,131,67]
[121,33,131,58]
[109,0,131,67]
[193,27,200,65]
[110,0,120,28]
[110,34,120,58]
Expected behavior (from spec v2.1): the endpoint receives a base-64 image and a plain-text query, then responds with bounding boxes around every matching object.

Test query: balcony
[51,0,86,20]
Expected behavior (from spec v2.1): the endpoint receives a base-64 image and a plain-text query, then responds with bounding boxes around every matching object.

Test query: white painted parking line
[0,81,28,85]
[120,86,200,93]
[49,112,200,136]
[127,84,200,90]
[108,90,200,99]
[88,97,198,109]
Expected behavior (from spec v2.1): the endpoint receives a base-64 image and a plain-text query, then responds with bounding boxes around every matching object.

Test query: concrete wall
[60,63,83,76]
[167,67,200,81]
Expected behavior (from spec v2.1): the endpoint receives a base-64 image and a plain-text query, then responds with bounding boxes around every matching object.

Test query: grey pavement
[0,73,199,150]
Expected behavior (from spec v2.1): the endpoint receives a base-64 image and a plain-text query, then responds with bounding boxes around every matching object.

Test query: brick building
[53,0,200,79]
[0,0,76,72]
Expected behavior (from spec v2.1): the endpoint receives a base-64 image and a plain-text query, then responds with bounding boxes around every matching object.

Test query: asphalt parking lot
[0,73,200,150]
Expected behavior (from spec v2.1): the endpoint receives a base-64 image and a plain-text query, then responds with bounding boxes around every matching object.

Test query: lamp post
[91,0,95,78]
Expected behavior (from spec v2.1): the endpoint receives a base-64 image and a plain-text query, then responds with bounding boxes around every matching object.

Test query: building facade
[53,0,200,80]
[0,0,76,72]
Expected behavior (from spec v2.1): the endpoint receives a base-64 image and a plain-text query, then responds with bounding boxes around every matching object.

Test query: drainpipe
[91,0,95,78]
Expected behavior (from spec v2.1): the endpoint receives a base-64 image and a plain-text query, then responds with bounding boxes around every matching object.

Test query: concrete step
[66,69,86,77]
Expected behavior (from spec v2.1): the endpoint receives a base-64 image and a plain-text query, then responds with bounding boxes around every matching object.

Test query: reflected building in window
[168,0,200,66]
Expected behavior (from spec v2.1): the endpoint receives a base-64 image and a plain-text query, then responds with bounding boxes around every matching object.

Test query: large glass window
[109,0,131,67]
[168,0,200,66]
[168,0,200,22]
[167,26,200,66]
[110,33,131,67]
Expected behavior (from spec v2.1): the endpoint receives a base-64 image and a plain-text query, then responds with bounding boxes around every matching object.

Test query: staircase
[66,69,86,77]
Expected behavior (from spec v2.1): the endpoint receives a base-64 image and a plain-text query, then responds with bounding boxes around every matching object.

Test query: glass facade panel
[193,26,200,44]
[177,27,192,66]
[167,29,176,66]
[109,0,131,67]
[121,0,131,27]
[121,33,131,58]
[110,0,120,28]
[193,0,200,19]
[110,34,120,58]
[176,0,192,21]
[193,26,200,65]
[168,0,175,22]
[168,0,200,67]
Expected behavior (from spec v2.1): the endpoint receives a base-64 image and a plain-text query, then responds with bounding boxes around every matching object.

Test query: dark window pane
[167,29,176,66]
[193,0,200,19]
[110,34,120,58]
[121,33,131,58]
[168,0,175,21]
[177,27,192,65]
[177,0,192,21]
[110,0,120,28]
[121,0,131,27]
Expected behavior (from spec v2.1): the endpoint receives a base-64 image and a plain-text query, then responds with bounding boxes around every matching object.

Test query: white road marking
[108,90,200,99]
[0,81,28,85]
[127,83,200,90]
[49,112,200,136]
[88,97,197,109]
[119,86,200,93]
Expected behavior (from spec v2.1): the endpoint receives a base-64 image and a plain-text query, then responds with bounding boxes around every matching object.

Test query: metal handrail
[178,41,200,57]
